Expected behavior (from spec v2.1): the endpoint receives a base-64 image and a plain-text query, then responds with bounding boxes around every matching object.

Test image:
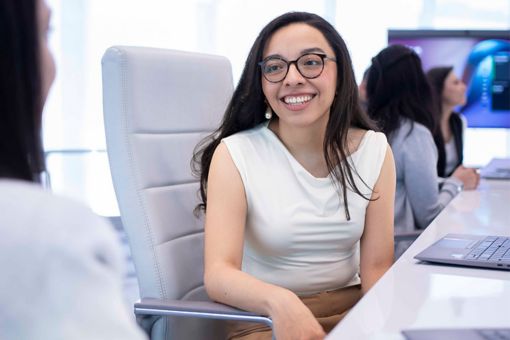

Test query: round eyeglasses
[258,53,337,83]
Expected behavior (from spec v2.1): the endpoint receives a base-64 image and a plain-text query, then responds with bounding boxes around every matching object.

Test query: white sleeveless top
[222,124,388,295]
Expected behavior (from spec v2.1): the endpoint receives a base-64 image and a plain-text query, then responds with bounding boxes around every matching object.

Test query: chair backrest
[101,46,233,339]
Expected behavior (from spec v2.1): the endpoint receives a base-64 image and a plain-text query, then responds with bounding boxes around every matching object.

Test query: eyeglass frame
[258,53,337,83]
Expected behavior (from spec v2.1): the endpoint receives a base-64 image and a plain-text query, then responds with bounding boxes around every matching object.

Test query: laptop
[402,328,510,340]
[414,234,510,270]
[480,158,510,180]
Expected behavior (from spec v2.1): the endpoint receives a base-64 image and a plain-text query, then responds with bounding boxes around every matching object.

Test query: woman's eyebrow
[301,47,326,54]
[263,48,327,60]
[263,53,284,60]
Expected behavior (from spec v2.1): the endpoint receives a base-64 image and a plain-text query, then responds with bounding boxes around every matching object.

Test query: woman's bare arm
[359,146,396,293]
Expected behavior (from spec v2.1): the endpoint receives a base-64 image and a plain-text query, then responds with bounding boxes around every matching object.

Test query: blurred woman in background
[366,45,475,256]
[427,66,480,187]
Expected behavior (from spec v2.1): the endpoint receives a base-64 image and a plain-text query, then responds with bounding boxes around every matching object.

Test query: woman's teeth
[283,95,312,105]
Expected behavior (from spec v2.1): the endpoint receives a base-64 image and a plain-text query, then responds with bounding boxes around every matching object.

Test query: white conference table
[327,179,510,340]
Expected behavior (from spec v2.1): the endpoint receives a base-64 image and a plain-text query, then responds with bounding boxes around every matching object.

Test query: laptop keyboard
[478,329,510,340]
[464,236,510,263]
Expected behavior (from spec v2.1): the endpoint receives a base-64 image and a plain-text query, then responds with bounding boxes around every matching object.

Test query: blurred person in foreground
[0,1,147,339]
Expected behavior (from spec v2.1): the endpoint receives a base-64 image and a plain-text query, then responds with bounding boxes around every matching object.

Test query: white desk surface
[327,179,510,340]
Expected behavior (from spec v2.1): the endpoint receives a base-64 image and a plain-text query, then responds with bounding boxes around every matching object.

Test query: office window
[44,0,333,215]
[44,0,510,215]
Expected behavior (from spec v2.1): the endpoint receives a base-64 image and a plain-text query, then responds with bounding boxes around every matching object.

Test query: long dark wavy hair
[192,11,377,219]
[0,0,45,182]
[367,44,437,139]
[427,66,463,177]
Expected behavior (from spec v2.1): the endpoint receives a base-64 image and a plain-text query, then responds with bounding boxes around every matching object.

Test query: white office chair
[101,46,272,339]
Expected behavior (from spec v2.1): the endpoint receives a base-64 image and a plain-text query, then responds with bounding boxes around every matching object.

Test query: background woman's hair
[426,66,459,177]
[192,11,377,218]
[366,44,437,139]
[0,0,45,182]
[426,66,453,103]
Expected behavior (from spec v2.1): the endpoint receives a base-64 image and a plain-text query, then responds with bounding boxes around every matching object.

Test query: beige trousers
[227,284,362,340]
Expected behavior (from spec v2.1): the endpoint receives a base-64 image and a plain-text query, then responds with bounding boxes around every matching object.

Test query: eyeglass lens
[262,54,325,82]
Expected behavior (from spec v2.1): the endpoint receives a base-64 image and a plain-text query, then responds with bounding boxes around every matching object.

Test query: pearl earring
[265,106,272,120]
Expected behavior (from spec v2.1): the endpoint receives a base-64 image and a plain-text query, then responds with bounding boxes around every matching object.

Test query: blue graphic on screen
[462,40,510,127]
[388,32,510,128]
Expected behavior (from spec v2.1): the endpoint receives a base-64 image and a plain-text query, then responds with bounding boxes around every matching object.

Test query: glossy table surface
[327,179,510,340]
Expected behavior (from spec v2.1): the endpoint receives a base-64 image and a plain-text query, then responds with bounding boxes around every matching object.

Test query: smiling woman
[261,23,338,134]
[192,11,396,340]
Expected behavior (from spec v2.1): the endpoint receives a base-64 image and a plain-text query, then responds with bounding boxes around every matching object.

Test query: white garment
[223,124,387,295]
[0,180,147,340]
[444,137,459,175]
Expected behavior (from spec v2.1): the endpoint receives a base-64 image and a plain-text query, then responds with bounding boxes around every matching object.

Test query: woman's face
[261,23,337,129]
[442,71,466,107]
[38,0,56,103]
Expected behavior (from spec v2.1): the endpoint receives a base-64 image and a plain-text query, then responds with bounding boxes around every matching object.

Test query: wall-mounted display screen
[388,30,510,128]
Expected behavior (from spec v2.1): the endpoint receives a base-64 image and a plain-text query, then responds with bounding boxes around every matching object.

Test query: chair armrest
[135,298,273,327]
